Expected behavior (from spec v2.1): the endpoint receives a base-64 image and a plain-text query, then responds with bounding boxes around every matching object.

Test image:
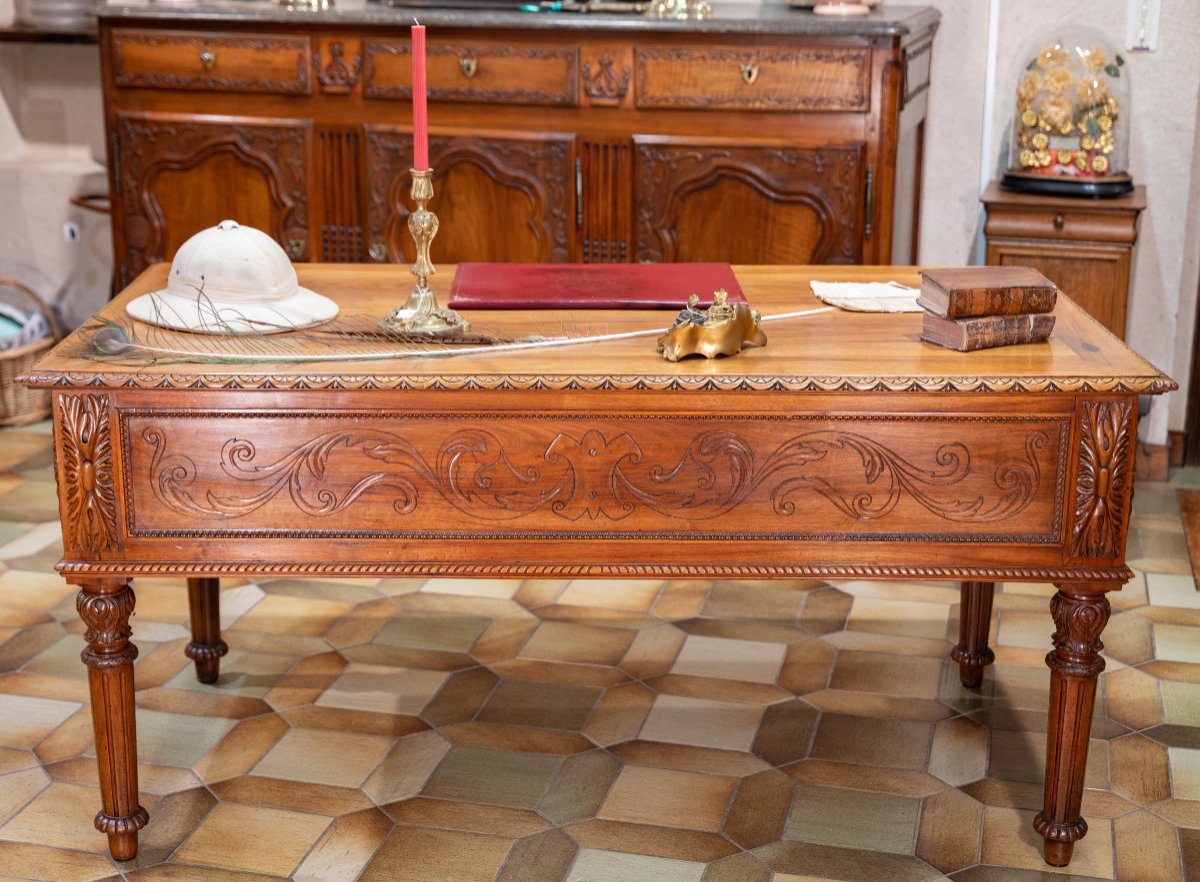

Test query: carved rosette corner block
[1034,588,1112,866]
[59,394,120,554]
[1070,398,1134,560]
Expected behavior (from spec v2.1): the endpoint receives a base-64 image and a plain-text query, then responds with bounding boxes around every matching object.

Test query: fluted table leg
[951,580,995,688]
[1034,585,1112,867]
[185,577,227,684]
[73,577,148,861]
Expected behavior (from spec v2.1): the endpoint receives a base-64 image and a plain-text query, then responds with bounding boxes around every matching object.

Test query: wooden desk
[22,265,1174,867]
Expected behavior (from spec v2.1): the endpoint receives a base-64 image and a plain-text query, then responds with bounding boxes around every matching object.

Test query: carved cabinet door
[633,137,866,264]
[114,112,312,281]
[364,125,576,264]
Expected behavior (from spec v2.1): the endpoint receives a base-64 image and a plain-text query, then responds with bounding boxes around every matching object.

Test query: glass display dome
[1002,34,1133,197]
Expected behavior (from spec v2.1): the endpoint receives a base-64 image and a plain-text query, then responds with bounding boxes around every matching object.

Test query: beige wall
[3,5,1199,445]
[918,0,1200,445]
[0,43,105,159]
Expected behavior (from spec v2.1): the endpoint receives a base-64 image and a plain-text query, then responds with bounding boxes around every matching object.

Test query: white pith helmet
[126,220,338,334]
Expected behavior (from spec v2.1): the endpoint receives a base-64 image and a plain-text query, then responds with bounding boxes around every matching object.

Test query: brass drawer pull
[740,62,759,85]
[1053,213,1065,231]
[459,57,478,79]
[199,50,217,72]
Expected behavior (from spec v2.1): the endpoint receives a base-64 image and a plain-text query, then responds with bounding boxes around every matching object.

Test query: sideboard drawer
[112,30,312,95]
[634,44,870,112]
[363,39,580,106]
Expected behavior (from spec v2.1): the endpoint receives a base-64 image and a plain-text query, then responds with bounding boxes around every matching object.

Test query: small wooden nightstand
[981,182,1146,339]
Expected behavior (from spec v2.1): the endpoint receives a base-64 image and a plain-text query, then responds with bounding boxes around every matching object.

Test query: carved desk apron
[21,264,1174,866]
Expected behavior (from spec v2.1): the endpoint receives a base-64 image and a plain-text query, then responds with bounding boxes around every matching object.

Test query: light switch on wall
[1126,0,1161,52]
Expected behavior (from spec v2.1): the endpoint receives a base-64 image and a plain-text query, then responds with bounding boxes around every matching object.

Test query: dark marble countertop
[94,1,939,37]
[0,21,97,40]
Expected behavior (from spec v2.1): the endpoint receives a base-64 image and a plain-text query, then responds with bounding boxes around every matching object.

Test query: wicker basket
[0,278,63,427]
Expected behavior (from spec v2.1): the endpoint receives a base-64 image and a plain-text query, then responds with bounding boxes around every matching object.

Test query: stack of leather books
[917,267,1057,352]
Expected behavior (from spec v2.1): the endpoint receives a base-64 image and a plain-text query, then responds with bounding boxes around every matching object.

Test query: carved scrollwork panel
[633,141,864,264]
[1070,398,1134,561]
[126,414,1068,543]
[59,394,120,554]
[116,113,311,276]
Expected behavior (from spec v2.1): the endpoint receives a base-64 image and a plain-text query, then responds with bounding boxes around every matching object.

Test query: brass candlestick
[379,168,471,337]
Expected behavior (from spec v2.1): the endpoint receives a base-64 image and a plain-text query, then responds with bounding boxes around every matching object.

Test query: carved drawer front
[634,44,870,111]
[360,38,576,106]
[122,412,1069,543]
[363,39,579,106]
[111,30,312,95]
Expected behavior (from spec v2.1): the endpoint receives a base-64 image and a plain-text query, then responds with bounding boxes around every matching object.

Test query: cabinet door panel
[987,243,1129,339]
[115,113,311,278]
[634,139,865,265]
[365,126,575,264]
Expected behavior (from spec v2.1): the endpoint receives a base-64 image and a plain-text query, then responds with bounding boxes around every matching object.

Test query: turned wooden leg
[74,577,149,861]
[951,580,995,688]
[1034,586,1112,867]
[185,577,227,684]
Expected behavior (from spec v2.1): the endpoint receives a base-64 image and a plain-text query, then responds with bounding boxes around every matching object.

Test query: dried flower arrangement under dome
[1002,35,1133,197]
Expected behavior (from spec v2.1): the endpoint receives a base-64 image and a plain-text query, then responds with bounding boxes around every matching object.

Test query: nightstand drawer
[363,39,580,106]
[634,44,870,112]
[111,30,312,95]
[984,205,1140,244]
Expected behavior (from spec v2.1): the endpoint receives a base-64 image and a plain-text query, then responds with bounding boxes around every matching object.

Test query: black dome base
[1001,171,1134,199]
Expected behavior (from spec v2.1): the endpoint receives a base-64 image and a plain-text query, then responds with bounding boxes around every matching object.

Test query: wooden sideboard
[982,183,1147,340]
[97,6,938,286]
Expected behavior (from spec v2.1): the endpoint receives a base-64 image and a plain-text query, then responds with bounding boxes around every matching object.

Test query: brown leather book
[921,311,1056,351]
[919,266,1057,318]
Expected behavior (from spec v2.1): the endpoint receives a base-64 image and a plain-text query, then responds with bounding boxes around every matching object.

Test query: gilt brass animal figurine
[656,290,766,362]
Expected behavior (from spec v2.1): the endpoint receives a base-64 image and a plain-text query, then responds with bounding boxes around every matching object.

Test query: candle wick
[414,17,420,25]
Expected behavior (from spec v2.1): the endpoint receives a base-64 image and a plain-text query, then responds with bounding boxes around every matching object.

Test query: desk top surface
[27,264,1174,395]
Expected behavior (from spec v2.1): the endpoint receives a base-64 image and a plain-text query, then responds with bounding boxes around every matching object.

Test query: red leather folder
[447,262,746,309]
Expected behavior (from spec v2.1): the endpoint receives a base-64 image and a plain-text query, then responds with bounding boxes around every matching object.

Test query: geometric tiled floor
[2,419,1199,881]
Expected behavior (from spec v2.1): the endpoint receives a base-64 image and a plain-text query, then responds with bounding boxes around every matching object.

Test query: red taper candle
[411,22,429,170]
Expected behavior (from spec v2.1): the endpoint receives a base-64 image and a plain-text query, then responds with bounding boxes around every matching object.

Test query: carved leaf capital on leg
[1034,585,1112,867]
[73,577,147,861]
